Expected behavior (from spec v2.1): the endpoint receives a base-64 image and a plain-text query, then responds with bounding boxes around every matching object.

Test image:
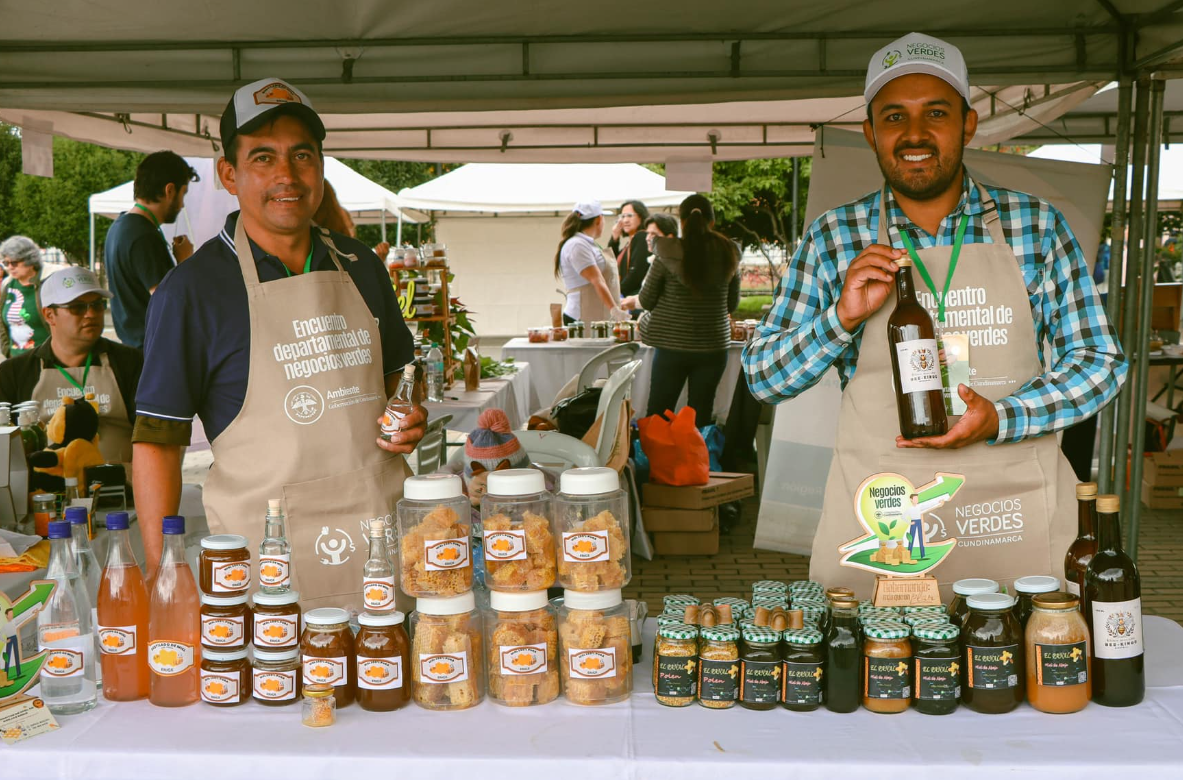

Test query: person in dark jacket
[637,194,740,425]
[608,200,652,297]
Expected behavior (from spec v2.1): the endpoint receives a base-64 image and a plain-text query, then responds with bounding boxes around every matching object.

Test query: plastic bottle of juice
[37,520,98,714]
[97,511,150,701]
[148,515,200,706]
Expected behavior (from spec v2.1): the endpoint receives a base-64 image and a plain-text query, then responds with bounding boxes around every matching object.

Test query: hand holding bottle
[836,244,903,333]
[895,384,999,450]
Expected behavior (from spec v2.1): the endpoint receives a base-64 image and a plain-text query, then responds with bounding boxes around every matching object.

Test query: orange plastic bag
[637,407,710,487]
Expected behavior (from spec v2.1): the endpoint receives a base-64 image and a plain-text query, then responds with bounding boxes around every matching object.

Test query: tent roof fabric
[1028,143,1183,205]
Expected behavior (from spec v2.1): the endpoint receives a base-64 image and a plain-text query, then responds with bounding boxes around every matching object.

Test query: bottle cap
[202,649,248,662]
[658,623,699,641]
[489,590,549,612]
[896,255,914,267]
[830,596,860,610]
[64,506,88,525]
[64,477,78,486]
[559,467,620,496]
[252,590,300,607]
[1076,482,1098,499]
[303,607,350,626]
[267,498,282,513]
[47,520,71,539]
[1013,575,1060,595]
[562,588,622,610]
[416,591,476,615]
[952,578,999,596]
[1097,494,1120,513]
[403,473,463,501]
[862,620,910,640]
[253,648,298,662]
[966,592,1016,611]
[358,611,406,627]
[486,468,546,497]
[106,511,130,531]
[1033,592,1079,611]
[368,518,388,536]
[200,534,248,550]
[162,516,186,535]
[201,593,248,607]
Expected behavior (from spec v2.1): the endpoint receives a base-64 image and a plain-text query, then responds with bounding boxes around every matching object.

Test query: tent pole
[396,213,403,245]
[89,213,95,271]
[789,157,799,249]
[1097,76,1133,492]
[1126,77,1166,560]
[1113,76,1151,515]
[381,211,387,243]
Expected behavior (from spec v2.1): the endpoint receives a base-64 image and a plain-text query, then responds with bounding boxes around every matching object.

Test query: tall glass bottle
[258,499,292,593]
[97,511,150,700]
[37,520,98,714]
[426,342,445,402]
[65,506,101,689]
[887,256,948,439]
[148,515,200,707]
[17,408,39,460]
[824,596,861,713]
[362,518,397,612]
[1065,482,1098,602]
[380,364,417,442]
[1084,494,1144,707]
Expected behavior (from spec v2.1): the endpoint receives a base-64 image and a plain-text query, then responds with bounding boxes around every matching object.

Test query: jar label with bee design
[1035,641,1088,686]
[966,644,1019,689]
[865,656,911,700]
[895,338,942,393]
[698,659,739,701]
[200,670,240,703]
[201,615,245,647]
[1091,598,1143,660]
[782,661,823,705]
[656,653,697,698]
[915,657,960,700]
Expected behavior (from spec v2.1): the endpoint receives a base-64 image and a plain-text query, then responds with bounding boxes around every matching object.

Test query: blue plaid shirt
[742,174,1127,444]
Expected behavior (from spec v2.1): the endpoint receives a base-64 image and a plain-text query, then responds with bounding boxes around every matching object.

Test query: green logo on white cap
[62,277,75,288]
[883,50,901,68]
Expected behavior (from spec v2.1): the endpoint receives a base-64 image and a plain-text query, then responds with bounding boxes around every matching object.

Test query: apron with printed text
[32,350,133,467]
[203,219,410,613]
[570,246,622,323]
[810,185,1077,600]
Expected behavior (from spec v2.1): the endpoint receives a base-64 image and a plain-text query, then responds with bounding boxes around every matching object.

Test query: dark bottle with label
[780,628,824,712]
[960,592,1023,714]
[1065,482,1098,605]
[1084,494,1145,708]
[824,597,861,713]
[887,255,948,439]
[912,622,960,715]
[738,626,782,711]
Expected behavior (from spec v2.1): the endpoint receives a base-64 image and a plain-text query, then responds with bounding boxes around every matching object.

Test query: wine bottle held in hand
[887,255,948,439]
[380,364,417,442]
[1085,494,1144,707]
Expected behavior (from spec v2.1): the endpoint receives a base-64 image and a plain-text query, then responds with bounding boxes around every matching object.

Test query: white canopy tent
[1028,142,1183,208]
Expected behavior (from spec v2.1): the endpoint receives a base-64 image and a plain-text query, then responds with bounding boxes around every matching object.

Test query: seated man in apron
[132,77,427,611]
[742,33,1126,598]
[0,267,140,489]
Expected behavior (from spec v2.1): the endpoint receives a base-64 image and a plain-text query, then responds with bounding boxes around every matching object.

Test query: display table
[501,339,743,422]
[422,362,533,433]
[9,617,1183,779]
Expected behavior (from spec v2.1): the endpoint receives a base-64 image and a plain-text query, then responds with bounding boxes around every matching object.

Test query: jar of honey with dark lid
[355,611,411,712]
[961,592,1024,714]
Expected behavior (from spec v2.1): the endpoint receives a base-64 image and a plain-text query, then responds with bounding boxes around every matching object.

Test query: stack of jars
[196,533,254,708]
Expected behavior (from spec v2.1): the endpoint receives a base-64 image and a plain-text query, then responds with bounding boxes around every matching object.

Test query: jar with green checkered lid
[912,621,960,715]
[653,623,698,707]
[656,614,684,629]
[739,625,782,710]
[751,592,789,607]
[902,604,946,615]
[697,625,741,709]
[662,594,699,611]
[781,628,825,711]
[904,612,951,628]
[861,620,912,714]
[789,580,821,593]
[751,580,787,595]
[713,597,750,621]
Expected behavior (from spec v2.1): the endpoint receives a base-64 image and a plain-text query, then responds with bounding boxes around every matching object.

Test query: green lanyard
[133,203,168,247]
[55,351,93,394]
[897,213,969,324]
[282,247,315,278]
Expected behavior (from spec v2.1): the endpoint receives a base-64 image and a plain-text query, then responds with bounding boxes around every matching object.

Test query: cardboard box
[642,505,717,533]
[1141,480,1183,510]
[643,472,755,510]
[651,524,720,556]
[1145,456,1183,487]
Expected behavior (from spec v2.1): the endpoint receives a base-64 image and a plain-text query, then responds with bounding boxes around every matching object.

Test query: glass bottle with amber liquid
[1064,482,1098,603]
[1084,494,1144,707]
[887,256,947,439]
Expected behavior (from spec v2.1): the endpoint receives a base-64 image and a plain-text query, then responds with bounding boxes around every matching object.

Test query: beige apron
[32,349,132,466]
[203,218,410,613]
[569,245,622,322]
[810,184,1076,600]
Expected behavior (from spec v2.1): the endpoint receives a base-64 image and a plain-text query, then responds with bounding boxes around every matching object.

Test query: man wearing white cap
[0,267,142,469]
[555,200,627,324]
[743,33,1126,596]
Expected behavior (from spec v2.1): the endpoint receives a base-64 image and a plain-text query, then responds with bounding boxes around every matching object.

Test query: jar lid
[800,607,825,622]
[742,625,781,643]
[752,595,789,608]
[201,593,248,607]
[252,590,300,607]
[304,607,350,626]
[782,628,823,646]
[700,625,741,642]
[859,607,902,619]
[563,588,622,610]
[830,597,860,610]
[416,591,477,615]
[358,611,406,627]
[203,649,248,662]
[902,604,946,615]
[862,620,910,640]
[791,597,827,610]
[403,473,463,501]
[952,578,1000,596]
[658,622,699,641]
[713,597,749,612]
[486,468,546,497]
[253,648,298,662]
[789,580,822,592]
[303,683,334,699]
[913,622,960,641]
[656,614,684,629]
[489,590,549,612]
[966,592,1016,611]
[200,534,247,551]
[663,594,700,608]
[1076,482,1098,499]
[1014,575,1061,595]
[559,467,619,495]
[1033,592,1079,611]
[904,613,951,627]
[751,580,788,593]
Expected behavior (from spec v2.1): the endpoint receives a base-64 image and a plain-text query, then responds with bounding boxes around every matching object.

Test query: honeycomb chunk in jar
[484,590,559,706]
[554,468,631,592]
[481,469,557,592]
[411,592,484,711]
[398,475,473,597]
[558,589,632,705]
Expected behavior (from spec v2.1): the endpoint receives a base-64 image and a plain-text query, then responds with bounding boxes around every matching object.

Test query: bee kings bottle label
[895,339,942,393]
[1091,598,1144,659]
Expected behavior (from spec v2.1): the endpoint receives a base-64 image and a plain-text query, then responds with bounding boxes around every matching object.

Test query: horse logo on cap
[254,82,302,106]
[883,50,902,68]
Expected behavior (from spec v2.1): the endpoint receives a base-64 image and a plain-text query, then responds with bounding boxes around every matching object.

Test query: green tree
[336,159,458,247]
[0,125,24,241]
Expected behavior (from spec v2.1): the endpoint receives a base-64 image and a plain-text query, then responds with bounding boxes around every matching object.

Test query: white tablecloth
[501,339,744,423]
[10,617,1183,779]
[422,362,533,433]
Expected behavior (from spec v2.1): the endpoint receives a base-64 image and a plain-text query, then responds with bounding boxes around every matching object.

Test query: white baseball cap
[572,201,607,219]
[864,33,971,106]
[219,77,326,154]
[41,267,113,308]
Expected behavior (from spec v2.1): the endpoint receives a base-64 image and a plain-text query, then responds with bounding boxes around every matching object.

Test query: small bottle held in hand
[38,520,98,714]
[259,499,292,593]
[380,364,417,442]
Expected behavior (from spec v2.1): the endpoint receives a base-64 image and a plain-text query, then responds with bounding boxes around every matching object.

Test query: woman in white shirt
[554,201,626,324]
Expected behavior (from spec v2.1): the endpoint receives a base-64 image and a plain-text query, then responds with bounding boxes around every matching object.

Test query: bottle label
[148,640,195,676]
[1091,598,1144,660]
[97,625,138,656]
[1066,579,1081,597]
[865,656,912,700]
[698,659,740,702]
[211,560,251,593]
[254,614,299,647]
[40,640,87,679]
[253,669,296,701]
[419,651,470,684]
[381,406,410,437]
[1035,641,1088,686]
[363,577,397,610]
[200,670,240,703]
[201,615,245,647]
[358,656,404,690]
[258,555,291,588]
[561,530,610,563]
[739,659,780,703]
[423,538,470,571]
[915,657,960,700]
[895,338,942,394]
[782,660,823,705]
[484,530,528,562]
[656,653,697,698]
[498,643,548,675]
[966,644,1020,689]
[302,655,348,687]
[568,647,617,680]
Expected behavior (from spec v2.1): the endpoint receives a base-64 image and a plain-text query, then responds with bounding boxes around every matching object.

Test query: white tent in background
[87,156,424,266]
[1027,144,1183,208]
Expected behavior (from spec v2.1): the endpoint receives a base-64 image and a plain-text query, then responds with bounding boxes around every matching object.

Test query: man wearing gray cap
[743,33,1125,596]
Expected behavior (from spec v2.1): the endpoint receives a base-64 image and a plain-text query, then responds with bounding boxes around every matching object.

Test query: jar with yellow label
[200,649,250,707]
[300,608,356,709]
[199,534,251,595]
[252,590,301,650]
[961,592,1023,714]
[200,594,249,652]
[653,623,698,707]
[485,590,559,707]
[781,628,824,712]
[252,648,302,706]
[697,625,740,709]
[411,591,485,711]
[861,621,912,714]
